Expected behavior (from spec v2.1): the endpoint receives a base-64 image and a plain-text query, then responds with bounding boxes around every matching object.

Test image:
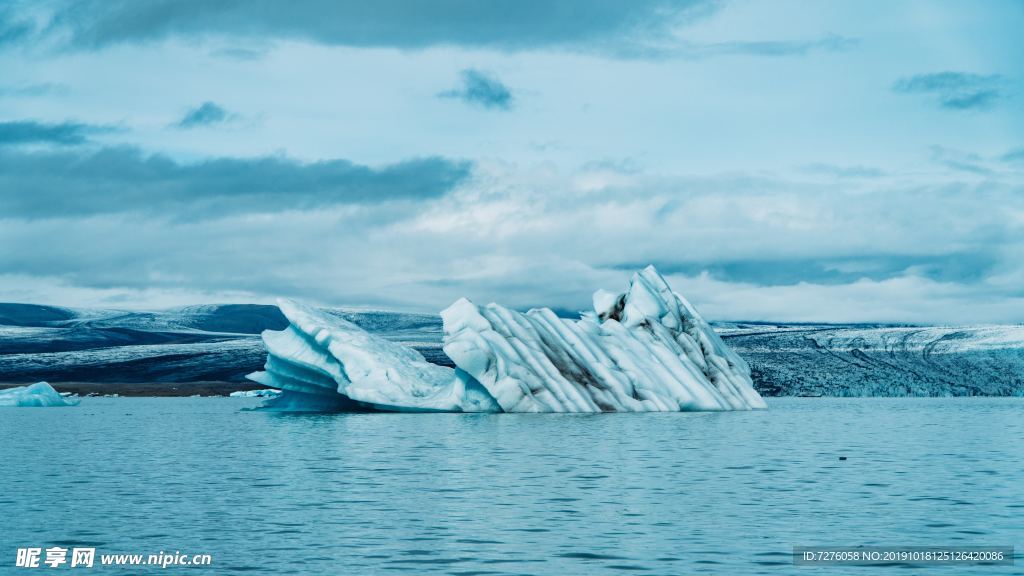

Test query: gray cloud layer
[439,69,513,110]
[4,158,1019,323]
[673,33,857,59]
[0,82,69,97]
[1001,148,1024,164]
[0,146,472,218]
[0,5,33,47]
[177,101,230,128]
[0,120,106,146]
[608,252,998,287]
[893,72,1004,110]
[0,3,1018,323]
[47,0,714,51]
[0,1,866,61]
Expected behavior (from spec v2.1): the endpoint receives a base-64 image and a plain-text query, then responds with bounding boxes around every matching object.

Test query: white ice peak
[249,266,766,412]
[0,382,79,407]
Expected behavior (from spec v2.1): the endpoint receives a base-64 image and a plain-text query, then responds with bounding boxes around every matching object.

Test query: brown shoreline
[0,381,266,397]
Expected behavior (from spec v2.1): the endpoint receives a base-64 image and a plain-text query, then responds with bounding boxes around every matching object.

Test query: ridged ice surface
[248,300,498,412]
[249,266,765,412]
[443,266,765,412]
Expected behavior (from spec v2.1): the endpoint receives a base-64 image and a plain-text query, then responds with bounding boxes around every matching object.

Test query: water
[1,398,1021,575]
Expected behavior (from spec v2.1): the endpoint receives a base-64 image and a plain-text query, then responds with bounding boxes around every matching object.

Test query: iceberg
[248,266,766,412]
[0,381,79,407]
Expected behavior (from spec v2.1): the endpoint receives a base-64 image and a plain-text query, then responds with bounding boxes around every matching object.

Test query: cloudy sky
[1,0,1022,323]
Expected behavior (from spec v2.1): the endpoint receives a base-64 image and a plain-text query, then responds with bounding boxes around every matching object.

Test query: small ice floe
[0,382,79,407]
[229,389,281,398]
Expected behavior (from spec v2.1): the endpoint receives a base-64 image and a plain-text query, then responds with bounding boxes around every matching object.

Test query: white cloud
[1,161,1020,323]
[670,273,1024,324]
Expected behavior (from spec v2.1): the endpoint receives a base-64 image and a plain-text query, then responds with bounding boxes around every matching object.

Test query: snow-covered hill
[720,324,1024,396]
[0,303,447,383]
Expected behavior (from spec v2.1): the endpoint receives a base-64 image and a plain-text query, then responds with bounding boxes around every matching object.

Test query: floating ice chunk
[0,381,79,407]
[250,266,764,412]
[248,299,499,412]
[229,388,281,398]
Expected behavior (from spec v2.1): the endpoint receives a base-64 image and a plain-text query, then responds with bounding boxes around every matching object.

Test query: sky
[0,0,1022,323]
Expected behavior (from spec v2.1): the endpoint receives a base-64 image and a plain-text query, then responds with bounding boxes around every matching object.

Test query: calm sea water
[1,398,1021,575]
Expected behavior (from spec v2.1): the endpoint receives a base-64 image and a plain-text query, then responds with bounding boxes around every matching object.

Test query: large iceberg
[248,266,766,412]
[0,382,79,407]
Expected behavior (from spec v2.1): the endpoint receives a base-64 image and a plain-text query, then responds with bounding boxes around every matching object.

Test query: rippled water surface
[2,398,1021,574]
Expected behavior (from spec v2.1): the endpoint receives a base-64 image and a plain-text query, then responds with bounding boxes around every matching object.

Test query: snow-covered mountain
[1,303,1022,397]
[720,323,1024,396]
